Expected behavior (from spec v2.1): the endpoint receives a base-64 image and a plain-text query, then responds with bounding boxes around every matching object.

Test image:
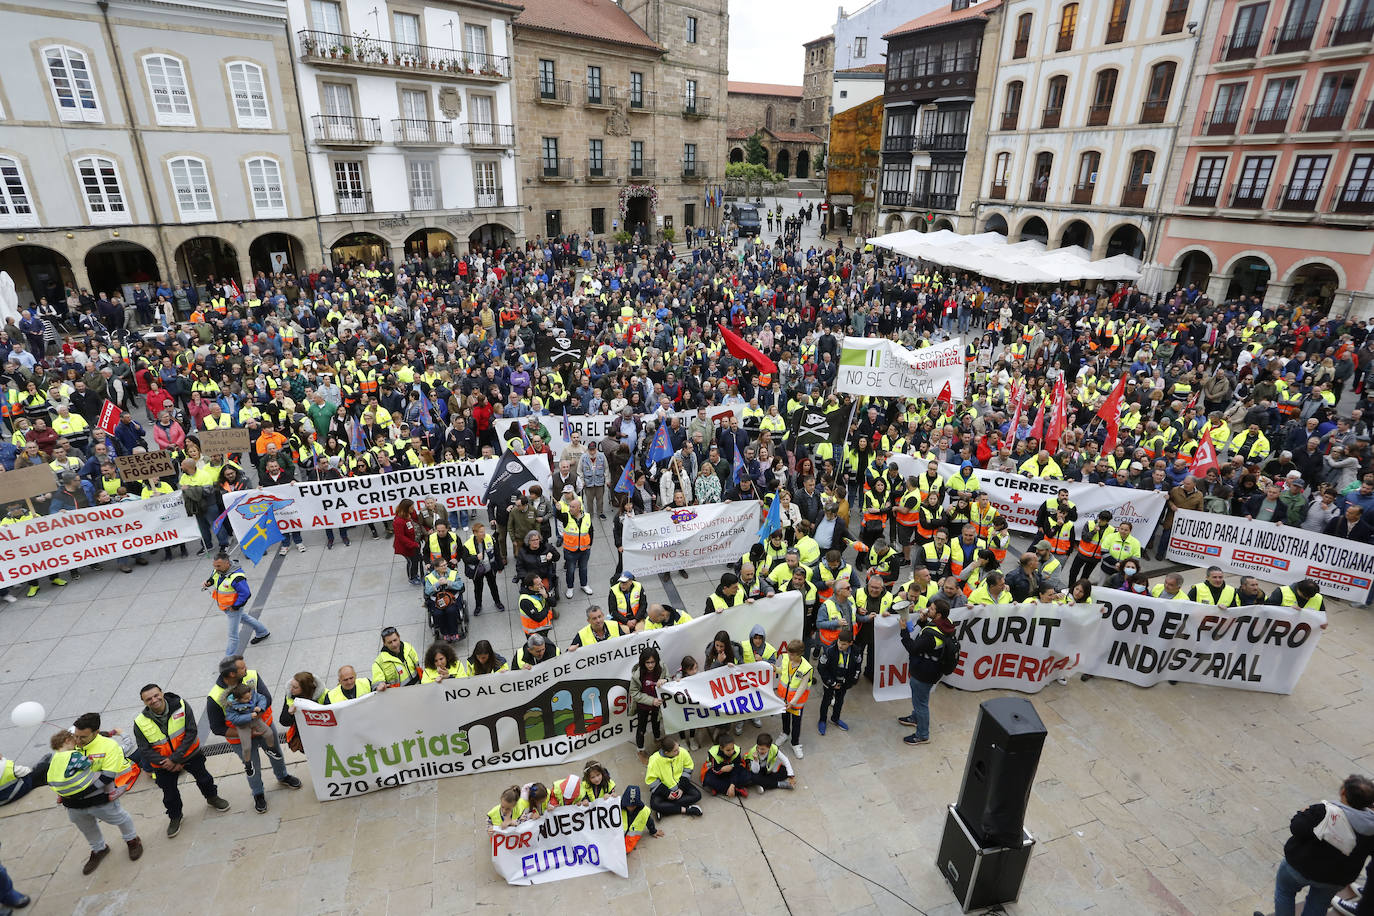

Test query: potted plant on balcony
[327,44,340,58]
[481,62,499,77]
[302,36,318,56]
[338,43,353,60]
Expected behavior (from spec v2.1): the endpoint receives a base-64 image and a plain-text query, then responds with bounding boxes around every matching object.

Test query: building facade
[802,35,835,144]
[833,64,887,116]
[877,0,1006,235]
[513,0,726,240]
[974,0,1202,261]
[825,94,883,238]
[285,0,524,265]
[726,83,825,178]
[1152,0,1374,314]
[833,0,949,75]
[0,0,320,308]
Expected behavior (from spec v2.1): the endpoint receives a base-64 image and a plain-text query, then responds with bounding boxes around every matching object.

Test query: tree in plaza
[745,132,768,167]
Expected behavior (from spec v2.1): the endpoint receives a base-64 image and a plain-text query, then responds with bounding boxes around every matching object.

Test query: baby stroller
[425,580,468,644]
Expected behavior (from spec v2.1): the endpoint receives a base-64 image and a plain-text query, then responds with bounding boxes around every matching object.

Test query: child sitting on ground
[225,682,281,775]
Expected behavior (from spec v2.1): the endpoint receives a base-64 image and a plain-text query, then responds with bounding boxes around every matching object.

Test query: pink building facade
[1153,0,1374,316]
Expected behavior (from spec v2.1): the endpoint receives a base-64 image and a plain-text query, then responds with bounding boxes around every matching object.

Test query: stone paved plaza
[0,516,1371,916]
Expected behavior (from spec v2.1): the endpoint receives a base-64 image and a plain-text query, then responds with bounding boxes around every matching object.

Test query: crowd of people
[1,218,1373,908]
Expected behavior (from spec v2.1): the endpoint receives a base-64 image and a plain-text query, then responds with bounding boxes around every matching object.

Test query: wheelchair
[424,581,469,644]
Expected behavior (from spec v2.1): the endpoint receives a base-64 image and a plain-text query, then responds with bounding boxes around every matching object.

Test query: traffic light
[926,212,935,223]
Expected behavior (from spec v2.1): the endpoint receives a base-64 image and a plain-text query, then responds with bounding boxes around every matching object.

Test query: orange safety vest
[862,491,887,526]
[949,540,982,578]
[562,514,592,551]
[135,699,200,764]
[915,505,940,539]
[971,505,997,539]
[894,491,921,529]
[1076,523,1110,559]
[1046,522,1074,556]
[776,656,812,709]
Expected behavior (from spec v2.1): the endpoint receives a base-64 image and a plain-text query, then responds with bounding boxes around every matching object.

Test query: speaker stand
[936,805,1035,913]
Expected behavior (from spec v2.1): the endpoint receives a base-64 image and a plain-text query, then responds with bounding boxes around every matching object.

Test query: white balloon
[10,701,45,728]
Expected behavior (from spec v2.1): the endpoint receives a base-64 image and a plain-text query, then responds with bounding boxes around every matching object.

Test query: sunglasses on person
[380,627,398,638]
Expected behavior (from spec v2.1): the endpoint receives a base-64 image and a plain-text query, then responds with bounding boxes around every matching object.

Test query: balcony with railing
[1270,19,1319,54]
[585,85,619,108]
[1072,182,1095,205]
[1335,182,1374,213]
[917,133,967,152]
[460,123,515,147]
[297,30,510,79]
[1028,181,1049,202]
[1228,181,1270,209]
[410,193,437,211]
[882,190,910,207]
[1000,110,1020,131]
[1120,183,1149,208]
[539,157,573,180]
[927,191,958,210]
[311,114,382,146]
[628,90,656,113]
[534,78,571,104]
[628,159,655,180]
[1222,29,1264,60]
[1041,106,1063,129]
[336,190,373,214]
[1105,18,1128,43]
[392,119,451,146]
[1056,29,1075,52]
[1249,105,1292,134]
[1328,8,1374,45]
[1013,36,1029,58]
[1303,102,1347,132]
[681,161,709,180]
[989,179,1008,200]
[1140,100,1169,124]
[1278,181,1324,211]
[585,159,618,181]
[683,96,711,117]
[1204,108,1240,135]
[1087,103,1112,127]
[883,134,916,152]
[1186,181,1221,206]
[475,188,504,208]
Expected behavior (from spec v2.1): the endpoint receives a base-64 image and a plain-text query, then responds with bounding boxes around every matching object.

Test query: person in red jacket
[393,498,422,585]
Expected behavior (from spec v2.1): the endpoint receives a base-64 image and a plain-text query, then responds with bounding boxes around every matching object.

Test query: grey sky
[728,0,839,85]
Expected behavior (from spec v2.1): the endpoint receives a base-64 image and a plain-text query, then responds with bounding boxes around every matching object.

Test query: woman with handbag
[461,520,505,615]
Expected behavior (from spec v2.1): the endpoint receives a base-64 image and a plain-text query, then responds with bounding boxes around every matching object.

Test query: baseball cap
[1033,539,1052,551]
[617,572,636,583]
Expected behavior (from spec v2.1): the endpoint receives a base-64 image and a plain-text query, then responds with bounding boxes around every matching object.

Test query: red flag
[229,278,242,300]
[1046,377,1069,452]
[717,323,778,376]
[1096,372,1129,453]
[1007,383,1025,438]
[96,400,120,437]
[1189,433,1221,477]
[936,380,953,417]
[1028,401,1046,441]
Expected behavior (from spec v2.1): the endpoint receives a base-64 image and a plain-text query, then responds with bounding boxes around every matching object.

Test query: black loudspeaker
[955,697,1046,848]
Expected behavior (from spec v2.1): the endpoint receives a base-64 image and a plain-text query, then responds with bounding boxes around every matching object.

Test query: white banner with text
[621,500,761,576]
[490,798,627,886]
[836,336,965,400]
[659,662,786,732]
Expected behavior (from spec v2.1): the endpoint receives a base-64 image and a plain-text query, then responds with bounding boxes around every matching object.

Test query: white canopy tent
[868,229,1141,285]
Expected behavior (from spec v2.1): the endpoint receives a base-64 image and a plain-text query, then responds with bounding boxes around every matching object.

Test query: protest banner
[621,500,760,576]
[115,450,176,482]
[1167,509,1374,603]
[872,593,1322,701]
[836,336,965,400]
[491,798,627,886]
[226,456,552,541]
[659,661,786,732]
[198,427,250,457]
[0,464,57,504]
[916,461,1166,542]
[0,493,200,586]
[494,406,739,456]
[293,594,803,801]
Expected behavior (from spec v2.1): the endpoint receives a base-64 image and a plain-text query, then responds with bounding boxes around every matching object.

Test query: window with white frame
[0,157,35,227]
[44,46,102,122]
[226,61,270,129]
[474,160,499,206]
[246,157,286,218]
[144,54,193,126]
[74,156,126,221]
[311,0,343,34]
[393,12,420,54]
[168,157,214,220]
[408,160,436,210]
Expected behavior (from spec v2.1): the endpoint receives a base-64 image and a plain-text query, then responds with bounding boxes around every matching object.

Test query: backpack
[926,626,961,677]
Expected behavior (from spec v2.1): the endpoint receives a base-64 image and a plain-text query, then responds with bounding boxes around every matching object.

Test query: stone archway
[1174,249,1213,289]
[0,245,76,310]
[174,237,238,286]
[405,227,455,259]
[883,213,904,232]
[983,213,1009,236]
[1226,255,1272,301]
[796,150,811,179]
[469,222,514,250]
[248,232,306,278]
[330,232,388,266]
[730,147,745,164]
[1059,220,1093,250]
[1288,261,1340,307]
[86,241,160,298]
[1018,216,1049,244]
[1105,224,1146,259]
[775,149,790,178]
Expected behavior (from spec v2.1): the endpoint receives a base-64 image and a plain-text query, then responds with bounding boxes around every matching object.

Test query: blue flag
[212,493,250,540]
[731,443,746,485]
[239,505,284,565]
[614,457,635,495]
[647,421,674,463]
[757,491,782,543]
[561,408,570,443]
[349,419,366,453]
[416,386,436,432]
